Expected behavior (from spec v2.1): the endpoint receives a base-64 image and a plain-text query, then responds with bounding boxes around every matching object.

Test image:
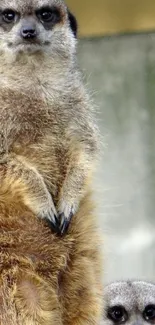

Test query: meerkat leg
[57,171,85,234]
[0,155,59,231]
[57,154,93,234]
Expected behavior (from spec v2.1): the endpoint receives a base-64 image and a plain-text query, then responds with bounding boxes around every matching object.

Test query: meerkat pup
[102,281,155,325]
[0,0,98,234]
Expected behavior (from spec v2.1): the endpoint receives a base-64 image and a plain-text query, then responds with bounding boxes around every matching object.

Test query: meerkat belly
[0,89,50,151]
[0,88,69,197]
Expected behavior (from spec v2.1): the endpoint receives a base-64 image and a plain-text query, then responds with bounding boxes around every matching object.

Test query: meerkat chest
[0,88,62,154]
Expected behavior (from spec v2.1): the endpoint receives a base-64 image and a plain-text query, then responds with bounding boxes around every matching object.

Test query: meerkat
[102,281,155,325]
[0,173,103,325]
[0,0,98,234]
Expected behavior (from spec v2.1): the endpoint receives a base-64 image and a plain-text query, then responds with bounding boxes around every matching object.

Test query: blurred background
[66,0,155,283]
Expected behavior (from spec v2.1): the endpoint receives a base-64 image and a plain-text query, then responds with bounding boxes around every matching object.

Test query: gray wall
[78,33,155,283]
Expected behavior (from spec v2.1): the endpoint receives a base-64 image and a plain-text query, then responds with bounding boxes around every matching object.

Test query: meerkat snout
[20,22,37,40]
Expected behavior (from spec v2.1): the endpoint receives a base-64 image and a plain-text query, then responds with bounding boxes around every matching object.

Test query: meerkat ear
[68,10,78,38]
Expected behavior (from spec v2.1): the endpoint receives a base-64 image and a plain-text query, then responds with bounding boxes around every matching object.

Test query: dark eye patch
[143,305,155,322]
[107,305,128,324]
[36,6,61,26]
[2,9,16,23]
[0,8,19,31]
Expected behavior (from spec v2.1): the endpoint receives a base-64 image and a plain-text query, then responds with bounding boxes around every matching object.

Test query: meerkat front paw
[37,203,60,234]
[57,201,77,235]
[30,194,60,233]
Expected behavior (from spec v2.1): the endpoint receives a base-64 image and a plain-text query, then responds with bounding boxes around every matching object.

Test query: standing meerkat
[0,0,99,234]
[102,281,155,325]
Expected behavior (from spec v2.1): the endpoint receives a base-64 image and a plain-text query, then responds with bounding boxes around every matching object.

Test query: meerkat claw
[45,214,61,234]
[58,209,74,235]
[59,214,70,235]
[37,203,61,233]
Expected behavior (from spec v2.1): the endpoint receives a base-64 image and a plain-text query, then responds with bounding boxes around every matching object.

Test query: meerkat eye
[143,305,155,322]
[36,7,61,24]
[107,306,128,324]
[2,9,16,23]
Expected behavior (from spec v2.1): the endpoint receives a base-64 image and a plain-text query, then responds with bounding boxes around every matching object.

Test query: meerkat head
[0,0,77,59]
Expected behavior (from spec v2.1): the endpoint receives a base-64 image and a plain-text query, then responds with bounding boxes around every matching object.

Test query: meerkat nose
[21,26,37,40]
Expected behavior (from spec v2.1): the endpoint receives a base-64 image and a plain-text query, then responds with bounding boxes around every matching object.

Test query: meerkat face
[0,0,77,56]
[103,281,155,325]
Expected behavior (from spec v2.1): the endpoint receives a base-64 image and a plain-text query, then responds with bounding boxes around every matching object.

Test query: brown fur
[0,169,103,325]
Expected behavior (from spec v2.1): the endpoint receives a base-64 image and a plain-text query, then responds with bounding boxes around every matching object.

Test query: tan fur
[0,168,103,325]
[0,0,99,232]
